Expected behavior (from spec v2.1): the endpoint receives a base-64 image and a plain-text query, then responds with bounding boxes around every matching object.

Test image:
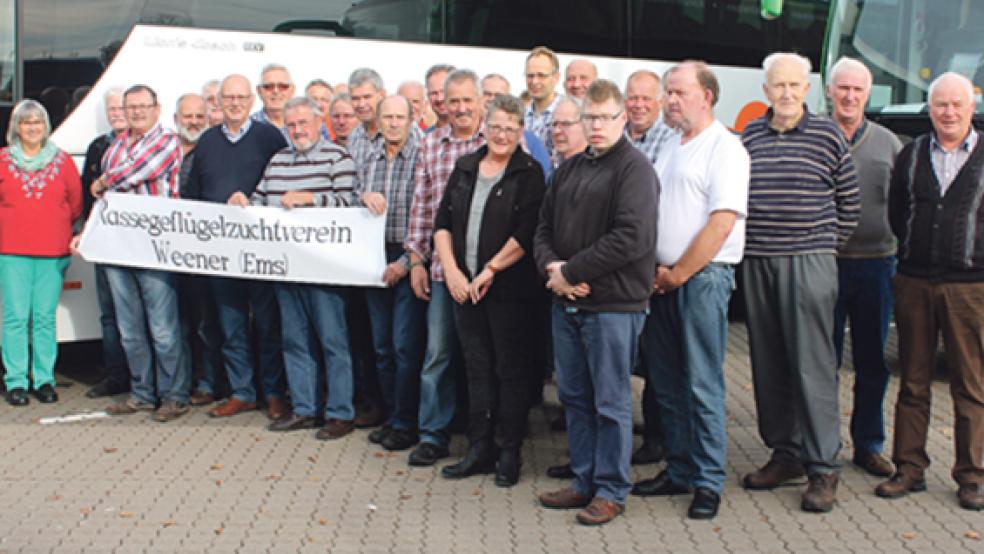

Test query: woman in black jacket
[433,94,546,486]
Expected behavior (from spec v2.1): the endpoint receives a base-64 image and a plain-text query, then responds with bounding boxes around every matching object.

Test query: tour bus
[0,0,835,341]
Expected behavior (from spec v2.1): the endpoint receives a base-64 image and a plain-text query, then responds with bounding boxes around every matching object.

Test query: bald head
[565,59,598,100]
[220,74,255,128]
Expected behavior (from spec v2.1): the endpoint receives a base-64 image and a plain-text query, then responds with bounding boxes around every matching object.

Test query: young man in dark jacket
[534,80,659,525]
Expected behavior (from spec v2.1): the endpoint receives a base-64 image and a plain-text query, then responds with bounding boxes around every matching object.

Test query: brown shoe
[106,397,155,415]
[152,400,189,423]
[189,390,215,406]
[316,418,354,440]
[742,459,807,490]
[209,397,257,418]
[802,472,839,513]
[575,497,625,526]
[266,396,289,420]
[353,399,384,428]
[874,473,927,499]
[957,483,984,511]
[853,452,894,477]
[539,487,592,509]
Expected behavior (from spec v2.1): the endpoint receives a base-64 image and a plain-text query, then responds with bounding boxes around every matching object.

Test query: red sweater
[0,148,83,257]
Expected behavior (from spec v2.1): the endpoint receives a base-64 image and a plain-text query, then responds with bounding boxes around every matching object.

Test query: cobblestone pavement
[0,324,980,554]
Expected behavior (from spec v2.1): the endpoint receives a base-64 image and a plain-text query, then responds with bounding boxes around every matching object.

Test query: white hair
[762,52,812,80]
[928,71,975,102]
[259,63,291,83]
[103,86,124,104]
[826,57,872,90]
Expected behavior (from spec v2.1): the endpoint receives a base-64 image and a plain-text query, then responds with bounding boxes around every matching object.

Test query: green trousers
[0,254,69,390]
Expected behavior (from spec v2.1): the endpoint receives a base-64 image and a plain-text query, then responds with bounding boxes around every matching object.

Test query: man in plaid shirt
[358,95,425,453]
[91,84,190,423]
[404,69,486,467]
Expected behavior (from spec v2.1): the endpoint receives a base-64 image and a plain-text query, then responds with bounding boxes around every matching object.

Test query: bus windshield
[826,0,984,114]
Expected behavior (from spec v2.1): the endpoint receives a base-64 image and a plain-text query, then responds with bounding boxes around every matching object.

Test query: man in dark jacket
[879,72,984,511]
[534,80,658,526]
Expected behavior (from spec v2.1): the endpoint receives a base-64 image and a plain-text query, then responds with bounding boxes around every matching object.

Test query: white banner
[79,193,387,287]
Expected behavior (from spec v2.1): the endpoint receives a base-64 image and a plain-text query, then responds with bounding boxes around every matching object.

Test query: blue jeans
[94,263,129,388]
[834,256,895,456]
[276,284,355,421]
[180,275,223,395]
[553,305,645,504]
[418,281,456,448]
[104,266,189,405]
[211,277,285,403]
[365,246,425,430]
[647,264,734,493]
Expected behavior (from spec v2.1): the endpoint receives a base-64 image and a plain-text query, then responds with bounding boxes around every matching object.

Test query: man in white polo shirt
[629,61,749,520]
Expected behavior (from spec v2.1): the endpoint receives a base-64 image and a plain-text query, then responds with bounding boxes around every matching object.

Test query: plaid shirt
[404,123,486,281]
[101,123,182,198]
[625,118,677,165]
[358,132,420,245]
[524,93,561,156]
[250,109,289,142]
[348,124,384,176]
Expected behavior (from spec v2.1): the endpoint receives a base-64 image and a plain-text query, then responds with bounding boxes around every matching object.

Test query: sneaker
[106,397,155,415]
[152,400,189,422]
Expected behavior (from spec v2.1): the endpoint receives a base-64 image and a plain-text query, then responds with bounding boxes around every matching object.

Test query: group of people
[0,43,981,526]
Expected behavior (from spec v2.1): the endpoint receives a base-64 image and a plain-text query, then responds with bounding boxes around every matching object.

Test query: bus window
[630,0,828,69]
[444,0,628,57]
[1,0,15,104]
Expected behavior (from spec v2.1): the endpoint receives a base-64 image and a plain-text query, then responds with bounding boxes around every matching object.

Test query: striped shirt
[357,132,420,245]
[525,94,560,156]
[741,108,860,256]
[250,138,358,207]
[625,118,677,165]
[101,123,182,198]
[404,122,486,281]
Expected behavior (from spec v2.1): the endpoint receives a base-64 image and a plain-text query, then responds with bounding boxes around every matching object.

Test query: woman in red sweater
[0,99,82,406]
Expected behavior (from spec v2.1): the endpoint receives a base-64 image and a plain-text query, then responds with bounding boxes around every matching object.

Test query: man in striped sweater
[236,96,360,440]
[739,53,860,513]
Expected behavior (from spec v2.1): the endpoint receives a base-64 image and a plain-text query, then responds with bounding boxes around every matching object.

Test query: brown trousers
[891,274,984,486]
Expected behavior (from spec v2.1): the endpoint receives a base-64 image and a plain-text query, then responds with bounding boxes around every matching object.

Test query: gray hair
[103,86,124,105]
[481,73,511,94]
[329,93,353,113]
[175,93,204,113]
[377,95,413,120]
[486,94,525,125]
[444,69,480,97]
[259,63,291,83]
[426,64,456,82]
[927,71,975,103]
[826,57,872,90]
[306,79,333,92]
[348,68,384,92]
[284,96,323,118]
[555,95,582,118]
[7,99,52,146]
[201,79,221,94]
[762,52,812,80]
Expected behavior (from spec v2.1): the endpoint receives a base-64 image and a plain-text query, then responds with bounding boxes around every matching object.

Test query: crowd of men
[68,44,983,525]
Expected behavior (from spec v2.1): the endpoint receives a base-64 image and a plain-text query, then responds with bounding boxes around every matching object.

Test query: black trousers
[453,297,531,450]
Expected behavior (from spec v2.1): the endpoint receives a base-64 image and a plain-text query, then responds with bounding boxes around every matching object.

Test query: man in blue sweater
[184,74,290,421]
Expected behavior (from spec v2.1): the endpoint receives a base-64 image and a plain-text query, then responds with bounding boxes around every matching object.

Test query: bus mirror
[761,0,783,19]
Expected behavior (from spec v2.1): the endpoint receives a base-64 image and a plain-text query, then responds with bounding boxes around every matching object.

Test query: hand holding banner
[78,193,388,287]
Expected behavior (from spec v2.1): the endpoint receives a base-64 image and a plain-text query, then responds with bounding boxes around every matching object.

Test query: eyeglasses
[526,71,556,80]
[260,82,292,92]
[125,104,157,112]
[581,110,623,125]
[550,119,579,129]
[221,94,251,104]
[487,124,521,137]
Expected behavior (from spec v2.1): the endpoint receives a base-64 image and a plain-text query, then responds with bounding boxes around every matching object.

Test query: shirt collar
[525,94,561,119]
[441,119,485,144]
[222,118,253,140]
[848,118,869,146]
[765,104,811,133]
[931,128,978,153]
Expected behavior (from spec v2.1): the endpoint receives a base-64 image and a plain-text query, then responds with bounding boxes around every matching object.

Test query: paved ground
[0,323,980,554]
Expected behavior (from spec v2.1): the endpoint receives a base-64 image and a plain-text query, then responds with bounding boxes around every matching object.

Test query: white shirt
[654,119,750,265]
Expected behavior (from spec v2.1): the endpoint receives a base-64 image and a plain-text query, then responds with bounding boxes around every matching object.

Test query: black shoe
[631,441,667,465]
[441,442,496,479]
[632,470,689,497]
[382,428,418,451]
[687,487,720,520]
[408,442,449,467]
[268,413,320,432]
[368,425,392,444]
[5,388,28,407]
[85,381,128,399]
[546,463,575,479]
[495,449,521,487]
[33,384,58,403]
[549,412,567,432]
